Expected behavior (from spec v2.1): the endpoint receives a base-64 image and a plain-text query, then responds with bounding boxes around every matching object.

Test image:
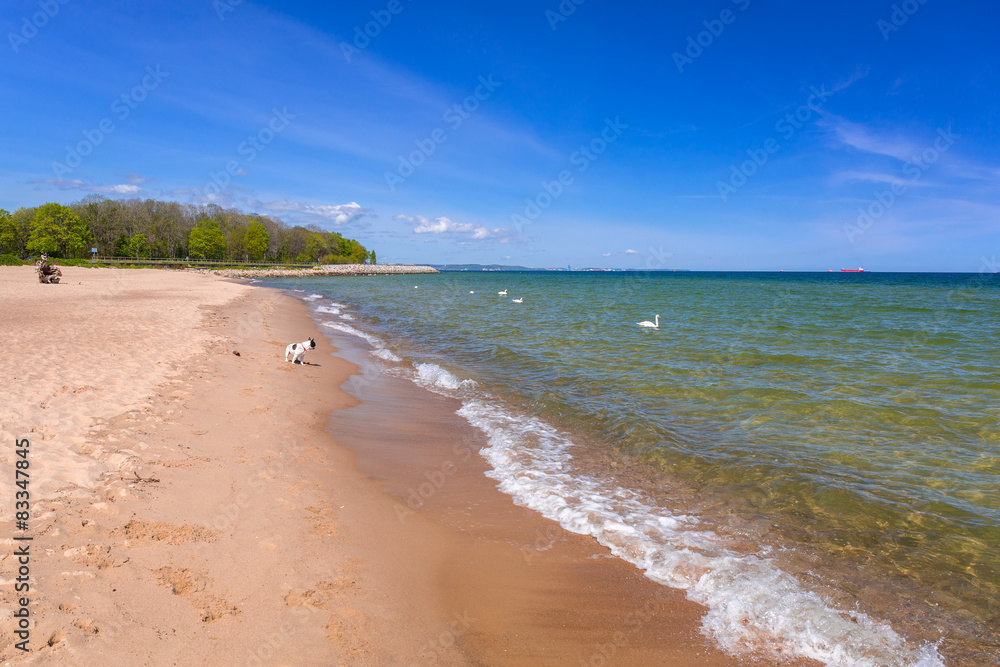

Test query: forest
[0,195,375,264]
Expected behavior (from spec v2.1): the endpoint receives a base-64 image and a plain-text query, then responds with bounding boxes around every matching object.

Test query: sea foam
[430,383,943,667]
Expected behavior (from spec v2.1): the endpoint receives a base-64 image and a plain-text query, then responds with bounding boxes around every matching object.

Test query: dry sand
[0,265,816,666]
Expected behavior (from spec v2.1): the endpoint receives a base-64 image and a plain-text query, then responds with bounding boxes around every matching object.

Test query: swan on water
[498,289,507,295]
[512,298,523,303]
[469,290,474,294]
[637,314,660,328]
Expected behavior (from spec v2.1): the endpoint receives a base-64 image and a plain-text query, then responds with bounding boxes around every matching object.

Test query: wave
[371,348,402,362]
[320,321,385,349]
[421,377,943,667]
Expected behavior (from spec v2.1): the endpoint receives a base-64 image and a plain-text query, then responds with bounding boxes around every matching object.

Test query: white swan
[637,314,660,328]
[512,298,523,303]
[498,289,507,295]
[469,290,474,294]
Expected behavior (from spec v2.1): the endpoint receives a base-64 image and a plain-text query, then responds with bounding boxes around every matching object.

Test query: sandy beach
[0,266,816,666]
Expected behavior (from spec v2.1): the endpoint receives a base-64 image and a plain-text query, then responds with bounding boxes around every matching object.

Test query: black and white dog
[285,337,316,364]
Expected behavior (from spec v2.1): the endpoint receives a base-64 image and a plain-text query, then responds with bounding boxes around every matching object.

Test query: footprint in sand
[113,519,220,544]
[153,566,240,623]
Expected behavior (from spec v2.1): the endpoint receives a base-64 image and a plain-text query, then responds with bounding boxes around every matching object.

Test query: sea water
[266,271,999,666]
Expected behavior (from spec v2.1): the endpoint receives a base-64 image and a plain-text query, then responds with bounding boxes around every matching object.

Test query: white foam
[321,321,385,349]
[340,313,355,321]
[316,305,341,315]
[303,293,322,301]
[449,396,943,667]
[313,313,944,666]
[372,348,402,362]
[413,363,478,392]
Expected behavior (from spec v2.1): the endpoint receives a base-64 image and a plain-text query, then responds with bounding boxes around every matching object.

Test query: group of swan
[496,289,522,303]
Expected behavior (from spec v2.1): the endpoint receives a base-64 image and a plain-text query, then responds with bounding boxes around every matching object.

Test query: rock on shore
[196,264,439,279]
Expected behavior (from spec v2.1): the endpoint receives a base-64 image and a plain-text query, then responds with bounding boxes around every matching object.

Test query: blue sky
[2,0,998,270]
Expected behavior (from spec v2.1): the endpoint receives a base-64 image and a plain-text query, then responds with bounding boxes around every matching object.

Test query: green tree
[28,203,92,258]
[0,209,14,255]
[125,233,149,259]
[303,232,328,262]
[9,208,35,257]
[244,219,269,261]
[368,249,376,265]
[188,219,227,260]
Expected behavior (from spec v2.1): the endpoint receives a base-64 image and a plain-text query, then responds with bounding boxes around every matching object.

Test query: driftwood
[34,258,62,284]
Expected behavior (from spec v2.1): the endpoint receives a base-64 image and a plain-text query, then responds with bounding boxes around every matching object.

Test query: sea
[261,270,999,667]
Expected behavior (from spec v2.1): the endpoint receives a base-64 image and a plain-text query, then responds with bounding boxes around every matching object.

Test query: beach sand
[0,266,816,665]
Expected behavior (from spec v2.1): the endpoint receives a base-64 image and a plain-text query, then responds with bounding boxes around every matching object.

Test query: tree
[303,232,328,262]
[28,203,92,258]
[9,208,35,257]
[0,209,14,255]
[244,219,269,261]
[125,233,149,259]
[188,219,227,260]
[369,250,376,265]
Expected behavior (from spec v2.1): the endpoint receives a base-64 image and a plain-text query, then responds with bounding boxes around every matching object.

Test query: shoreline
[199,264,438,279]
[1,265,812,665]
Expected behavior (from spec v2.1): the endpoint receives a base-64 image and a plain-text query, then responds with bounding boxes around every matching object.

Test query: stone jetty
[195,264,439,279]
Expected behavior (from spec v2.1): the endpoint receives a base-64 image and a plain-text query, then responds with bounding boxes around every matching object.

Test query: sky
[1,0,998,270]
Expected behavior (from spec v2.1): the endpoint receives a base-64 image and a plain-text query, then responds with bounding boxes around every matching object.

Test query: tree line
[0,195,375,264]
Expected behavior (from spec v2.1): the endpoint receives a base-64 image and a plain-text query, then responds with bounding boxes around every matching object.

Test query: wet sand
[0,266,816,665]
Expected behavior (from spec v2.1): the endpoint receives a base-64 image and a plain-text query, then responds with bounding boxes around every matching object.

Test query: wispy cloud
[27,178,146,195]
[830,170,938,188]
[397,214,515,243]
[602,249,639,256]
[820,114,920,161]
[257,200,371,226]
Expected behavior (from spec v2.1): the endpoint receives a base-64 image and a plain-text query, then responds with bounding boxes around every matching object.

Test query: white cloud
[820,115,919,161]
[27,178,145,195]
[27,178,88,189]
[94,184,143,195]
[258,200,370,226]
[397,214,515,243]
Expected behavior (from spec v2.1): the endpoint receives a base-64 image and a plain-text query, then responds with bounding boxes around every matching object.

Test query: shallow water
[268,271,1000,666]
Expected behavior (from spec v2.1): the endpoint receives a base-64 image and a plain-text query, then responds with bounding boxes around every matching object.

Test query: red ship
[840,267,865,272]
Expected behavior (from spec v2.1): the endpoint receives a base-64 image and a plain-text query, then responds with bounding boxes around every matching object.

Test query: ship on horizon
[840,267,865,272]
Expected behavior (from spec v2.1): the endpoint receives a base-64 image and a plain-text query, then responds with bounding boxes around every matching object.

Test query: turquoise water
[272,271,999,666]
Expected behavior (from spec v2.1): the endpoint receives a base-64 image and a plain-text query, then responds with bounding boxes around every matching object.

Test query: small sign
[91,248,97,253]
